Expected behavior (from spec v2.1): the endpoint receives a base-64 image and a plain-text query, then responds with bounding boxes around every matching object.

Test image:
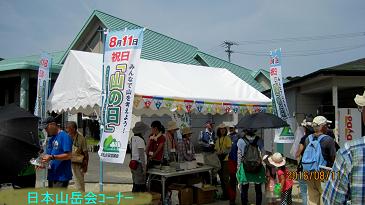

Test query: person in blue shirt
[41,117,73,188]
[199,120,220,185]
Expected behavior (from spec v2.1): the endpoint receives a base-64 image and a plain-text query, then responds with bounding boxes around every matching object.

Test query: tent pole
[99,28,108,193]
[100,159,103,192]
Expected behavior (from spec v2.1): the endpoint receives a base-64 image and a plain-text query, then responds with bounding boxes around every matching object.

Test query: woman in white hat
[263,154,279,205]
[268,153,293,205]
[179,127,195,161]
[130,121,149,192]
[163,121,179,164]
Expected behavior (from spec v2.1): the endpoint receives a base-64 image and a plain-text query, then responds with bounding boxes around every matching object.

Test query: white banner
[338,108,362,148]
[34,53,51,119]
[98,28,144,164]
[269,48,295,143]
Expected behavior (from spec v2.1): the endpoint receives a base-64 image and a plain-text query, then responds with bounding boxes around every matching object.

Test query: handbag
[71,154,84,163]
[71,145,84,163]
[129,160,139,170]
[274,183,282,197]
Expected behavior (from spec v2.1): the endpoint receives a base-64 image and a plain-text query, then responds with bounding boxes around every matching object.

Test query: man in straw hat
[130,121,149,192]
[302,115,336,205]
[178,127,195,161]
[322,90,365,205]
[163,121,179,163]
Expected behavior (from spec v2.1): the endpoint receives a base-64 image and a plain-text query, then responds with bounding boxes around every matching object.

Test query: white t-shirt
[131,135,147,164]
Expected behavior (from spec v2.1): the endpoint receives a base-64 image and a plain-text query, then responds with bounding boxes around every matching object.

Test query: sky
[1,0,365,77]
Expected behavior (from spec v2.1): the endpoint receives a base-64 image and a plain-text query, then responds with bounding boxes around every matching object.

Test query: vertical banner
[269,48,295,143]
[34,53,51,119]
[338,108,362,148]
[99,28,144,164]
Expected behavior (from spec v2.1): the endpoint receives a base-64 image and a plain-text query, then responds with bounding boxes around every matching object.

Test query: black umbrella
[0,104,40,183]
[237,112,288,129]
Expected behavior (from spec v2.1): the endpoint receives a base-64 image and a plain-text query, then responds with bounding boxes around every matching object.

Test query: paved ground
[35,152,303,205]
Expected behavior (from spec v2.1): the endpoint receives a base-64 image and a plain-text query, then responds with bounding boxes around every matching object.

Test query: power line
[236,31,365,45]
[204,44,223,52]
[234,43,365,57]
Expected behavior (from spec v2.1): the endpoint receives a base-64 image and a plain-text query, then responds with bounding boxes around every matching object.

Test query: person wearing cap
[215,123,232,201]
[295,115,314,205]
[236,128,265,205]
[163,121,179,163]
[227,125,240,205]
[322,91,365,205]
[303,115,336,205]
[268,153,294,205]
[178,127,195,161]
[199,120,220,185]
[130,122,149,192]
[41,116,73,188]
[65,121,88,192]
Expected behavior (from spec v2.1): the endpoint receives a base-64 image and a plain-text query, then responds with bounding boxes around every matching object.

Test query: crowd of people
[129,90,365,205]
[129,118,294,205]
[8,90,365,205]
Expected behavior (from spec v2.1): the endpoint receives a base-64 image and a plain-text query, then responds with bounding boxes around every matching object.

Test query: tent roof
[60,10,265,91]
[47,50,271,116]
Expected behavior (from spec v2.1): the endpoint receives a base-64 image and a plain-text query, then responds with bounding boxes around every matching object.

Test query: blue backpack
[301,134,327,171]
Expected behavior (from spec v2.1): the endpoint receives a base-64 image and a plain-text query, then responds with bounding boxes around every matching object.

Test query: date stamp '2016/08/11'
[288,171,340,181]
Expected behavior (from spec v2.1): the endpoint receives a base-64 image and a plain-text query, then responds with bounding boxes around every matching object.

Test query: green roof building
[0,10,265,111]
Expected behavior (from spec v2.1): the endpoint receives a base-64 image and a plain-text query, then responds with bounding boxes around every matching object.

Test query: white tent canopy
[47,50,271,116]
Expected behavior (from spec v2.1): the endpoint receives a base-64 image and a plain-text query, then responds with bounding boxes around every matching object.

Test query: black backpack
[242,136,262,173]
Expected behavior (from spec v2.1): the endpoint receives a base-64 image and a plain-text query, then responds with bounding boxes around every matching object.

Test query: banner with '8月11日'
[98,28,144,164]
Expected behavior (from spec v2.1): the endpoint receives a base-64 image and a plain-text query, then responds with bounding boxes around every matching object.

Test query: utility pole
[223,41,238,62]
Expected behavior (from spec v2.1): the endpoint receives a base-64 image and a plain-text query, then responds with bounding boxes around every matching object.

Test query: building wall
[296,93,323,120]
